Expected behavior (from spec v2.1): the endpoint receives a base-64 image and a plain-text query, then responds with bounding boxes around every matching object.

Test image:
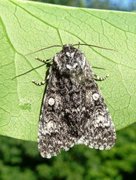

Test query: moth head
[54,44,86,75]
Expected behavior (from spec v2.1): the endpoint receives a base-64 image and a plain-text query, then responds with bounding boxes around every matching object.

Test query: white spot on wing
[66,64,72,70]
[92,93,99,101]
[48,98,55,106]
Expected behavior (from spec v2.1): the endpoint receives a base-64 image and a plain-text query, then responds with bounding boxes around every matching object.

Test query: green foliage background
[0,0,136,179]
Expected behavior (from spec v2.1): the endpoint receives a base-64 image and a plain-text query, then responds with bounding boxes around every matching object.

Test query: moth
[34,44,116,158]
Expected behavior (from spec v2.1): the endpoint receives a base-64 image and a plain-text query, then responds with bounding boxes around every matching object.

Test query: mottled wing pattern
[38,68,78,158]
[76,62,116,149]
[38,45,116,158]
[38,46,82,158]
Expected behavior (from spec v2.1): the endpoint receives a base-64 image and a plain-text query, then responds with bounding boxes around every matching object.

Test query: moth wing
[77,92,116,150]
[38,115,76,158]
[38,69,78,158]
[76,58,116,150]
[38,111,77,158]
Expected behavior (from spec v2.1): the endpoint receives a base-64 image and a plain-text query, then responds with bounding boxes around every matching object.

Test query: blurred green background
[0,0,136,180]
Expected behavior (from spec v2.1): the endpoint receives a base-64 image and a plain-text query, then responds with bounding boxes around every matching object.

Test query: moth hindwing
[37,44,116,158]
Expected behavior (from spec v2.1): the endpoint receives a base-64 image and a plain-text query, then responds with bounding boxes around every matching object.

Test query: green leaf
[0,0,135,141]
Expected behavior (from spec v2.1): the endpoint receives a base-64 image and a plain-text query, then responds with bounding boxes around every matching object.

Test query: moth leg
[92,66,105,70]
[32,58,51,86]
[35,57,52,65]
[32,72,50,86]
[32,80,46,86]
[93,73,109,81]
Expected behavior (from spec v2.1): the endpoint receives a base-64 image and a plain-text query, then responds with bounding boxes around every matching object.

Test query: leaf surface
[0,0,135,141]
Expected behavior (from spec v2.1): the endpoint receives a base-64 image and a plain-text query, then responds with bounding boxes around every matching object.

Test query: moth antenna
[12,63,45,80]
[73,43,115,51]
[26,43,115,56]
[26,45,62,56]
